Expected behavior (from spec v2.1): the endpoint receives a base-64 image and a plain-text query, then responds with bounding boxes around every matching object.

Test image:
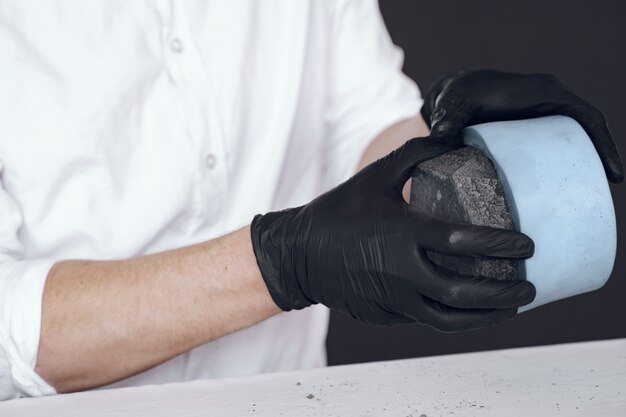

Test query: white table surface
[2,338,625,417]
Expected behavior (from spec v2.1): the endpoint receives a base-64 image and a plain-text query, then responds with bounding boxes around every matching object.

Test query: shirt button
[169,38,183,53]
[205,154,217,169]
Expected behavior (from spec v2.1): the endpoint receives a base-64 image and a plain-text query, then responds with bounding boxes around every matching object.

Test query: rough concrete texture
[410,146,520,280]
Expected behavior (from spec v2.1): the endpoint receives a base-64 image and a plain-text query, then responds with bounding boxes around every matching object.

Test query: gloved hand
[251,138,536,332]
[420,69,624,183]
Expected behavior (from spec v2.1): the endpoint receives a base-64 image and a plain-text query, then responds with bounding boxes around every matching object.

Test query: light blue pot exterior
[463,116,617,311]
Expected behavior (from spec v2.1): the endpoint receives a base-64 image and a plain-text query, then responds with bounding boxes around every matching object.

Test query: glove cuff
[250,209,314,311]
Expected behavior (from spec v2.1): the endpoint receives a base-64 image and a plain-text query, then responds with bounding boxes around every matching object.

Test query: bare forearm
[35,226,280,393]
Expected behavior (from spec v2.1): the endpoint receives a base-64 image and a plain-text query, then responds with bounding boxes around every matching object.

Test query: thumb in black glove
[420,69,624,183]
[251,137,536,332]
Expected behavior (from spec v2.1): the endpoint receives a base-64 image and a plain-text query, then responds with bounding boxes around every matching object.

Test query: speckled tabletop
[3,338,625,416]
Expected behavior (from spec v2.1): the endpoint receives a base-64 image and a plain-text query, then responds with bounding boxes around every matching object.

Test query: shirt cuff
[0,259,57,399]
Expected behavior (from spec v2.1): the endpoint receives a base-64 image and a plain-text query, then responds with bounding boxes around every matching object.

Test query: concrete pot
[462,115,616,311]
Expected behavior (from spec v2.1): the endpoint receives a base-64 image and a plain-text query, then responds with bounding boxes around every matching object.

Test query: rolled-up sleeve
[0,160,56,400]
[323,0,423,189]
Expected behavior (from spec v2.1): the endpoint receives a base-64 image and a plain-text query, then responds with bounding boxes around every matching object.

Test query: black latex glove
[251,138,536,332]
[420,69,624,183]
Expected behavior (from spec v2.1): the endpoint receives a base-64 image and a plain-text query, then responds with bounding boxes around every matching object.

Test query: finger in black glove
[251,137,536,332]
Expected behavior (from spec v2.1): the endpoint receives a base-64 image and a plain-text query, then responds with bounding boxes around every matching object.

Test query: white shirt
[0,0,422,400]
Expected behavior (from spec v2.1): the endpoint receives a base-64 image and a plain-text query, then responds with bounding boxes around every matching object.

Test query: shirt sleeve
[322,0,423,190]
[0,158,57,400]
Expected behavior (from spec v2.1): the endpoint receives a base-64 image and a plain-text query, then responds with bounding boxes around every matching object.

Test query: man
[0,1,621,400]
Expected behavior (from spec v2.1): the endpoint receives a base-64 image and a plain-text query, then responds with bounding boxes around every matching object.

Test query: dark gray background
[326,0,626,365]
